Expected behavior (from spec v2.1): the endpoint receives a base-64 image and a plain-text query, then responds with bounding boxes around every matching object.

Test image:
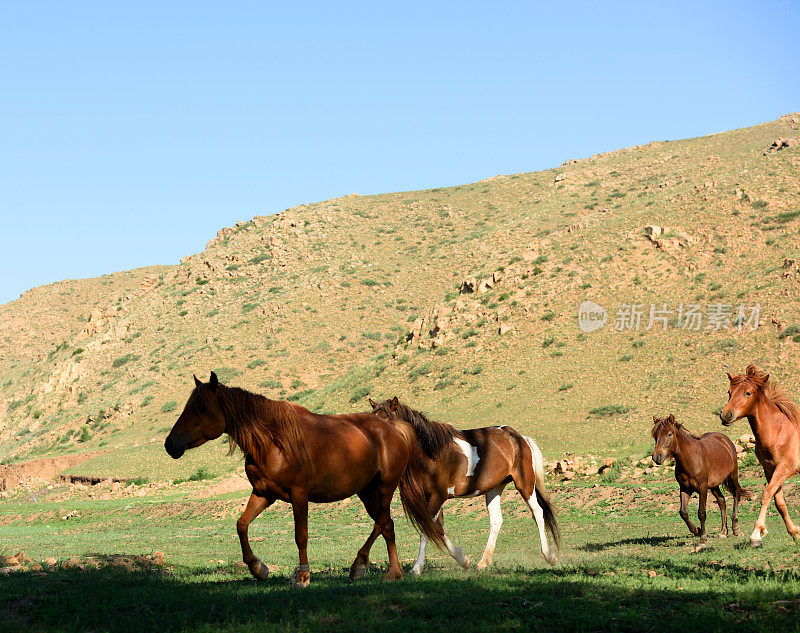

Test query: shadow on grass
[577,534,676,552]
[2,562,799,633]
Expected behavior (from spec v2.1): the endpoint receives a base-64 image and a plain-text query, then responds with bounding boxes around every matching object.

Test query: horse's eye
[745,392,751,397]
[668,432,672,437]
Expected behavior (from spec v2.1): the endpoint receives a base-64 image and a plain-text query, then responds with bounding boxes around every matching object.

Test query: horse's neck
[672,428,698,461]
[747,396,787,447]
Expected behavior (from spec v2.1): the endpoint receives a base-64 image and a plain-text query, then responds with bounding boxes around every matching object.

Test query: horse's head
[651,414,680,464]
[164,372,226,459]
[368,396,399,422]
[720,364,768,426]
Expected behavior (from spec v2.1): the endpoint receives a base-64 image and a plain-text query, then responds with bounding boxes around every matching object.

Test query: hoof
[749,538,762,549]
[289,567,310,588]
[476,560,490,571]
[382,570,402,583]
[349,563,366,581]
[693,543,707,553]
[733,528,744,537]
[249,560,269,581]
[718,532,728,539]
[546,553,558,566]
[410,565,423,577]
[460,555,470,570]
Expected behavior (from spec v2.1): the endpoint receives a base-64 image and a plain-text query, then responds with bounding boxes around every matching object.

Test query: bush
[588,405,631,417]
[349,386,371,403]
[113,354,139,368]
[161,401,178,413]
[175,467,215,484]
[213,367,241,383]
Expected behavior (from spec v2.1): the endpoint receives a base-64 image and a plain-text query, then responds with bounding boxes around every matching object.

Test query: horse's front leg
[349,524,381,580]
[678,488,699,536]
[237,493,274,580]
[290,491,311,587]
[477,485,504,569]
[751,465,795,547]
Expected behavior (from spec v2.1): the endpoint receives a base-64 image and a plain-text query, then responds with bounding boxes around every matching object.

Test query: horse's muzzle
[719,410,735,426]
[164,436,185,459]
[653,453,664,465]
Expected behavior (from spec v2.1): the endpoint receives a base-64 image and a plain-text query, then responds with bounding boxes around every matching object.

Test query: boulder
[764,138,800,154]
[460,279,477,294]
[477,279,494,294]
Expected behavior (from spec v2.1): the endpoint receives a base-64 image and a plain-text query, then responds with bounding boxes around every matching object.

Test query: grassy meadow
[3,464,800,632]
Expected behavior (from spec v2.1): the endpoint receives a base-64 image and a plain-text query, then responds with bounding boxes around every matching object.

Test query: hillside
[2,113,800,482]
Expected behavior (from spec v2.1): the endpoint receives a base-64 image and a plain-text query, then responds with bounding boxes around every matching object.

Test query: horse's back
[301,412,409,499]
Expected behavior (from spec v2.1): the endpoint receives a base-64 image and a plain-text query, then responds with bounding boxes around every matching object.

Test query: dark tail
[395,423,446,549]
[724,477,752,501]
[535,478,561,549]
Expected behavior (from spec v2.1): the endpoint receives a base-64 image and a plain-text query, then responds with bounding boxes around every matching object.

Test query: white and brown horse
[370,397,559,574]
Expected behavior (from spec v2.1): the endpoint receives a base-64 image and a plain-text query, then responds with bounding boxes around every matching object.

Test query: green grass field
[3,469,800,632]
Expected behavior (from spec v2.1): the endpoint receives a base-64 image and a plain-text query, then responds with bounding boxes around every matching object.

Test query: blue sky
[1,1,798,304]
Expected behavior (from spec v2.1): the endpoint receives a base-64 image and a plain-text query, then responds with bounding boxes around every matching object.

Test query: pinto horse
[720,364,800,547]
[164,373,438,586]
[369,397,559,574]
[652,414,747,543]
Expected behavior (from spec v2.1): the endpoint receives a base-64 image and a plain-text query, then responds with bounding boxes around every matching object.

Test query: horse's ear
[667,414,676,424]
[390,396,399,412]
[209,371,219,391]
[746,364,758,377]
[725,371,734,383]
[193,374,202,388]
[368,398,377,409]
[652,415,658,422]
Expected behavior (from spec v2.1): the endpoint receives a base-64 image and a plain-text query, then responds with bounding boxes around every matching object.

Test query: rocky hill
[2,113,799,481]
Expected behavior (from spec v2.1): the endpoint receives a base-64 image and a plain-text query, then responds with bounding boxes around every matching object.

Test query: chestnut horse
[369,397,559,574]
[652,414,748,543]
[164,373,439,586]
[720,364,800,547]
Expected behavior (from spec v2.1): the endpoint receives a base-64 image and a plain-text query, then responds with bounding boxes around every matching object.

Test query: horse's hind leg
[697,487,709,544]
[477,485,504,570]
[710,486,728,538]
[357,483,404,582]
[349,523,381,580]
[237,492,274,580]
[728,474,744,536]
[773,489,800,542]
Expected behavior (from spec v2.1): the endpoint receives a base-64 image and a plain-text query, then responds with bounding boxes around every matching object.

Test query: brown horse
[652,414,747,543]
[164,373,439,586]
[720,364,800,547]
[369,397,559,574]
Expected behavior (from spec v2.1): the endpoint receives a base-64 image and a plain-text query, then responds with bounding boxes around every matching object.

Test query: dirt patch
[195,473,251,498]
[0,452,108,491]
